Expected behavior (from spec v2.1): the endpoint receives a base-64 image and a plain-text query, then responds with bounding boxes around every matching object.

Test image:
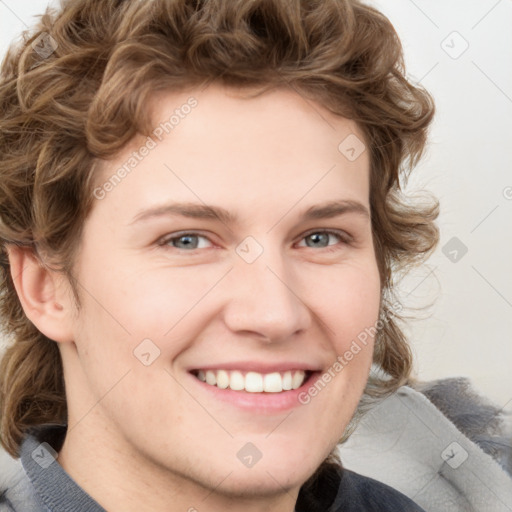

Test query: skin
[9,84,381,512]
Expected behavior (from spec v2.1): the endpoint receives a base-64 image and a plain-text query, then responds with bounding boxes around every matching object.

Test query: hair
[0,0,439,501]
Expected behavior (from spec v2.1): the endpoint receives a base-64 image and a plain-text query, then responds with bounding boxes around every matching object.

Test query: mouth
[190,368,313,393]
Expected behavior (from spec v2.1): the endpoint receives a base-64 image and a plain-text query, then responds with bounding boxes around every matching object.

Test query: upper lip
[188,362,323,373]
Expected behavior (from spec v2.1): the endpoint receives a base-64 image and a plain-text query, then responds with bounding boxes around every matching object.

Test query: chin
[230,456,319,494]
[203,468,307,500]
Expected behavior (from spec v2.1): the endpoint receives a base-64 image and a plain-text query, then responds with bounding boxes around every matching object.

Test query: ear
[7,245,75,343]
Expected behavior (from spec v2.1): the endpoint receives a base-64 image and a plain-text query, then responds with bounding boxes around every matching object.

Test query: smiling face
[57,84,381,509]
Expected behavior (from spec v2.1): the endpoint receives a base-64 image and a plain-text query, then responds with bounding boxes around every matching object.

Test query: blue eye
[158,229,350,253]
[298,230,348,249]
[162,233,212,250]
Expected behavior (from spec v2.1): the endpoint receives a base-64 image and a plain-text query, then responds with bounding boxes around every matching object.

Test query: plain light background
[0,1,511,411]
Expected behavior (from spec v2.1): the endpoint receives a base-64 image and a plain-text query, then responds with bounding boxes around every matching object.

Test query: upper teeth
[195,369,307,393]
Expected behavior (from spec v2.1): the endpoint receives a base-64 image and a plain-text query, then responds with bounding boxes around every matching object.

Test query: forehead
[148,83,366,152]
[91,84,371,226]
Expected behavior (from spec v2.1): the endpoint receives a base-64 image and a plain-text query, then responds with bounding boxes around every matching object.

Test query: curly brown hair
[0,0,438,475]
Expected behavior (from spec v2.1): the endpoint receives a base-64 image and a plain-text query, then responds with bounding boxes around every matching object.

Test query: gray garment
[338,385,512,512]
[0,425,105,512]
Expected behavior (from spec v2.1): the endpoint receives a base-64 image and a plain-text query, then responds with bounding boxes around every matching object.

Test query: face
[61,84,381,501]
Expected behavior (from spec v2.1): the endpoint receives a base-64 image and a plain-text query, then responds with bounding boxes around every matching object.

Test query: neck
[58,416,299,512]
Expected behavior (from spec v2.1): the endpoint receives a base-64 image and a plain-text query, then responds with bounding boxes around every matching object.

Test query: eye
[157,229,351,253]
[159,232,213,251]
[296,230,350,250]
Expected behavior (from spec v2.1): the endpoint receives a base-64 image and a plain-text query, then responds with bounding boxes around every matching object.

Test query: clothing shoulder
[0,448,44,512]
[330,469,426,512]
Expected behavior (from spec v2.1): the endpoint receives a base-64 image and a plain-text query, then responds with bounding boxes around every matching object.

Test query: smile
[191,369,310,393]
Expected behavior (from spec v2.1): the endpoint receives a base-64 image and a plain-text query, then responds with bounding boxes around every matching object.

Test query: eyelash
[157,229,352,253]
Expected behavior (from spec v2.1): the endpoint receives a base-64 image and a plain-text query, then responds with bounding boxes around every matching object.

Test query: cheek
[308,261,381,344]
[74,261,220,362]
[307,262,381,408]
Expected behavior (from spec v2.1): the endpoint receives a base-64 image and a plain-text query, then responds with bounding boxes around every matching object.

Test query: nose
[222,246,311,343]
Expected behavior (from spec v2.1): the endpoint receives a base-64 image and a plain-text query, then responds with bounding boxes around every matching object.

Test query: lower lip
[187,371,322,413]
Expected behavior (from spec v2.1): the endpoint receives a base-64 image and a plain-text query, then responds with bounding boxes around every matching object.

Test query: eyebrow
[129,199,370,226]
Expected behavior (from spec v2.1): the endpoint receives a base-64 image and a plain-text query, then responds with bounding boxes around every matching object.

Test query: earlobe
[7,245,75,343]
